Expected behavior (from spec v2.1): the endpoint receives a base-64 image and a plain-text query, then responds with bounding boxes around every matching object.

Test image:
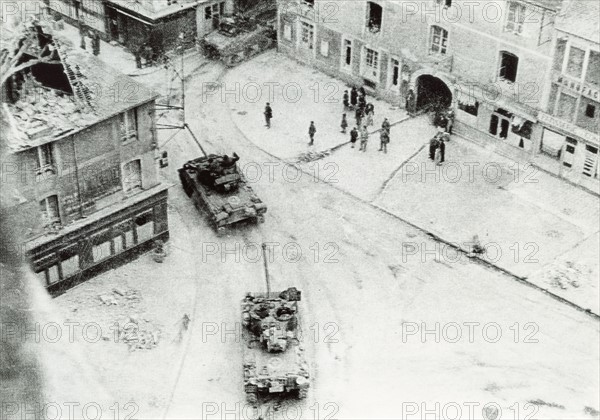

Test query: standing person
[350,87,358,108]
[379,130,390,153]
[343,90,349,110]
[438,133,448,164]
[134,47,143,69]
[350,127,358,148]
[359,86,366,98]
[264,102,273,128]
[382,117,391,134]
[366,109,374,127]
[355,107,363,128]
[429,135,439,161]
[93,32,101,56]
[359,126,369,152]
[358,94,366,111]
[340,113,348,134]
[406,90,415,115]
[308,121,316,145]
[446,109,455,135]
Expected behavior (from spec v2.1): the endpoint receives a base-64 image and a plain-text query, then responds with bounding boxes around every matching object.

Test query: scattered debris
[584,407,599,417]
[98,288,141,306]
[296,150,331,163]
[527,399,565,410]
[542,260,588,290]
[118,318,161,351]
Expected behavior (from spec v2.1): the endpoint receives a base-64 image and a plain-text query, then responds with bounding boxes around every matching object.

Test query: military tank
[202,0,276,67]
[241,244,310,404]
[178,129,266,234]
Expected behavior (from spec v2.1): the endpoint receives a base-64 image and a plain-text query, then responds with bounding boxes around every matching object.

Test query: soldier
[343,90,349,110]
[350,126,358,148]
[379,130,390,153]
[308,121,316,145]
[359,126,369,152]
[340,113,348,134]
[381,117,391,134]
[350,87,358,108]
[429,135,439,161]
[446,109,455,135]
[221,152,240,168]
[264,102,273,128]
[355,107,363,127]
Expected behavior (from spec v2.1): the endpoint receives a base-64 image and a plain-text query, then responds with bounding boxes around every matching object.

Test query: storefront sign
[538,112,600,144]
[554,75,600,100]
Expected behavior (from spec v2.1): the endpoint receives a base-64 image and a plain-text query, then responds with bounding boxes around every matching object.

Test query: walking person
[340,113,348,134]
[359,86,366,99]
[350,127,358,148]
[264,102,273,128]
[308,121,316,145]
[379,130,390,153]
[438,133,448,164]
[359,126,369,152]
[350,87,358,108]
[429,135,439,161]
[381,117,390,134]
[343,90,349,110]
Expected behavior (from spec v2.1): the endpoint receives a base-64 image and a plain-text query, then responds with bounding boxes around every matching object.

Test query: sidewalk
[225,51,600,314]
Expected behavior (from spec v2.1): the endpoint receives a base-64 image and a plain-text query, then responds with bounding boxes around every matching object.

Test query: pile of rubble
[542,260,587,290]
[98,287,142,307]
[117,316,161,352]
[295,150,331,163]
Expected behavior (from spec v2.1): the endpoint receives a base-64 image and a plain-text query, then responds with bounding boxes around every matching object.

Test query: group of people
[347,117,391,153]
[428,107,454,165]
[343,86,375,129]
[79,28,101,56]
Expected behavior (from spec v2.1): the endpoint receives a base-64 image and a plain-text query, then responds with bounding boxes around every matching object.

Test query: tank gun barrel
[184,123,208,157]
[261,243,271,295]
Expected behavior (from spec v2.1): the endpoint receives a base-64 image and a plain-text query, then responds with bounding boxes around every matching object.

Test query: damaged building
[1,23,169,296]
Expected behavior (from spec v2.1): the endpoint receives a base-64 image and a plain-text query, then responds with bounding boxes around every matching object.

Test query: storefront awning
[541,128,564,156]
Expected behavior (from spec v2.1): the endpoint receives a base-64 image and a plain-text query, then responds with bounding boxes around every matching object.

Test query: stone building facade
[1,31,169,295]
[278,0,598,192]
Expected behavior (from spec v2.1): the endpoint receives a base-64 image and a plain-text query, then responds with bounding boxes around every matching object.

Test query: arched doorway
[415,75,452,112]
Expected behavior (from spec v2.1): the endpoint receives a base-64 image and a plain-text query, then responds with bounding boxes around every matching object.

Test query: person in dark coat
[92,32,100,56]
[350,87,358,108]
[355,107,363,127]
[308,121,316,145]
[343,90,349,110]
[406,90,415,115]
[340,113,348,134]
[359,86,366,98]
[446,109,455,135]
[264,102,273,128]
[358,94,366,111]
[429,135,439,161]
[381,118,391,134]
[350,127,358,148]
[379,130,390,153]
[438,133,448,163]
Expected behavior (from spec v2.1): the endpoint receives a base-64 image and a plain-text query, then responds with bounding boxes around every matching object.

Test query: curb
[220,74,599,321]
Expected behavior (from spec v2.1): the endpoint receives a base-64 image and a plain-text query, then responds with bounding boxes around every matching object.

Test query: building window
[540,129,564,159]
[586,50,600,87]
[92,240,112,263]
[123,159,142,193]
[391,58,400,87]
[553,38,567,72]
[556,92,577,121]
[430,26,448,55]
[320,40,329,57]
[40,195,60,225]
[343,39,353,68]
[120,109,138,141]
[435,0,452,7]
[566,46,585,79]
[498,51,519,83]
[505,2,525,34]
[300,22,314,49]
[583,145,598,178]
[36,143,55,175]
[365,47,379,70]
[283,24,292,41]
[366,2,382,33]
[563,137,577,168]
[61,254,80,278]
[135,212,154,243]
[585,104,596,118]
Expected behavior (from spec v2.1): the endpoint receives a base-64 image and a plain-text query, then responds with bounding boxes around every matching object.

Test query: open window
[123,159,142,193]
[36,143,56,175]
[366,2,382,34]
[40,195,60,226]
[300,21,314,50]
[498,51,519,83]
[120,108,138,141]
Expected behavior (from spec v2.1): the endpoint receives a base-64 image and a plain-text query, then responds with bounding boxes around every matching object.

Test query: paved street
[48,48,600,419]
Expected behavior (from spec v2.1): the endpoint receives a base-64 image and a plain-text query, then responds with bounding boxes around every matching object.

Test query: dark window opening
[135,212,153,227]
[585,104,596,118]
[458,100,479,116]
[304,0,315,7]
[512,120,533,139]
[363,79,377,89]
[367,2,382,33]
[392,61,399,86]
[499,51,519,83]
[344,40,352,66]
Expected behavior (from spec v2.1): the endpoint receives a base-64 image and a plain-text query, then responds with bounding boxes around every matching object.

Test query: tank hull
[178,157,266,233]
